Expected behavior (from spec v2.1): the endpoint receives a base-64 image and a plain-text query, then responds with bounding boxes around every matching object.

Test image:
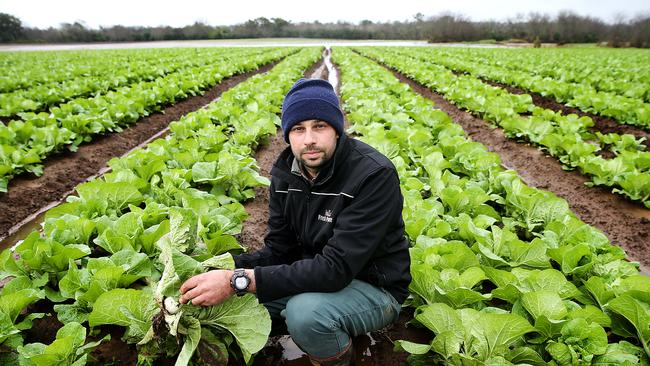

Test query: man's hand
[179,269,256,307]
[179,270,234,306]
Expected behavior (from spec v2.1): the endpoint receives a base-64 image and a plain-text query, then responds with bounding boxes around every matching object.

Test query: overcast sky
[1,0,648,29]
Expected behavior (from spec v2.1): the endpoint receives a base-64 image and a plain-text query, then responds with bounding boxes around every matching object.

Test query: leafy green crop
[17,322,109,366]
[0,47,296,193]
[334,46,650,365]
[0,47,322,365]
[0,48,264,117]
[397,47,650,127]
[357,46,650,208]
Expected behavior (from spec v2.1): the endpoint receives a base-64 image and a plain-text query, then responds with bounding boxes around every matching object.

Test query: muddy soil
[479,78,650,148]
[381,63,650,273]
[236,130,285,252]
[0,60,279,242]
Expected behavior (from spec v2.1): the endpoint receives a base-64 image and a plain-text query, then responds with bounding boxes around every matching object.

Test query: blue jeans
[263,279,401,359]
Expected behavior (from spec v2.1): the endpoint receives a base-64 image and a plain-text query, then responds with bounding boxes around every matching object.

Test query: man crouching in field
[179,78,411,366]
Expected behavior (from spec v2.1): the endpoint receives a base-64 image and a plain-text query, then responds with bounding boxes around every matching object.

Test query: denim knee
[284,293,344,353]
[280,281,401,358]
[285,293,335,336]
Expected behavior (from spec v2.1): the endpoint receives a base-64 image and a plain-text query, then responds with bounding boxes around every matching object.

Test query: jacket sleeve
[254,167,403,303]
[234,176,301,269]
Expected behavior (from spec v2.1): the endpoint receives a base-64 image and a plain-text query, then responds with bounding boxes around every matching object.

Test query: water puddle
[0,206,50,251]
[276,336,311,365]
[266,333,380,366]
[323,46,339,90]
[308,51,328,80]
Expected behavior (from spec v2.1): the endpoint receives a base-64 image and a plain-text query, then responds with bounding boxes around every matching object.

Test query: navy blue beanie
[281,78,344,143]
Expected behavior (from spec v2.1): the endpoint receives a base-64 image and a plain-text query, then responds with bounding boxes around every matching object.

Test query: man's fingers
[190,293,210,306]
[178,270,231,306]
[179,295,188,304]
[179,275,200,294]
[179,285,202,304]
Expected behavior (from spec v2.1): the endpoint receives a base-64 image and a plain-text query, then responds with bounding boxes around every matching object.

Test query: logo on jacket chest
[317,209,334,223]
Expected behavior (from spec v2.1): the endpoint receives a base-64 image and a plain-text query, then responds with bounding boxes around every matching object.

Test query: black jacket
[234,134,411,304]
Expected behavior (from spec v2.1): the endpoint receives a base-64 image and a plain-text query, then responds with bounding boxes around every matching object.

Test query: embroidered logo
[318,209,334,223]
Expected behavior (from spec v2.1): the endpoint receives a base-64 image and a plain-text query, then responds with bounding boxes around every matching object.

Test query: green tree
[270,18,290,37]
[0,13,23,42]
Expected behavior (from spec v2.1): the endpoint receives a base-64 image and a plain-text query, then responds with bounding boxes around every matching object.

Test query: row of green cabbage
[0,47,297,193]
[0,48,209,93]
[427,47,650,103]
[0,47,322,366]
[400,47,650,129]
[0,48,267,117]
[334,46,650,365]
[356,47,650,209]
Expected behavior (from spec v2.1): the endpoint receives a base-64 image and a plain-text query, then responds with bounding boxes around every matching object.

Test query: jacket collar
[272,134,350,188]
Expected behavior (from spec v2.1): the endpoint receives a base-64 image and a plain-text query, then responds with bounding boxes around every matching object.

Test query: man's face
[288,119,338,177]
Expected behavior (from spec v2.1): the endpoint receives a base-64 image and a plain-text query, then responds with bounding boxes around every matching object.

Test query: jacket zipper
[303,188,311,245]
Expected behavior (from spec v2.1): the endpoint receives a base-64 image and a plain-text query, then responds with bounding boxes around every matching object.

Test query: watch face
[235,276,248,290]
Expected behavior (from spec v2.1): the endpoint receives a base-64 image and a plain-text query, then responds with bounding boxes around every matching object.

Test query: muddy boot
[308,342,354,366]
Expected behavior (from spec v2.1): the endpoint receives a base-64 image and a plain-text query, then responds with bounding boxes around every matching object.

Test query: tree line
[1,11,648,47]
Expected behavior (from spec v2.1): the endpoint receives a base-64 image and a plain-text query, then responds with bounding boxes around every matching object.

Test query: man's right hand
[179,269,256,306]
[179,270,235,306]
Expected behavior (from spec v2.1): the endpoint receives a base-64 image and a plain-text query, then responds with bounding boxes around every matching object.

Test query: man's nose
[303,128,316,144]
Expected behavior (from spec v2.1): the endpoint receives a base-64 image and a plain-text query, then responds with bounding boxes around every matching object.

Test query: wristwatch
[230,268,251,296]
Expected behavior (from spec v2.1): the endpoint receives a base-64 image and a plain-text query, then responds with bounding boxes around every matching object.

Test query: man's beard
[298,147,331,170]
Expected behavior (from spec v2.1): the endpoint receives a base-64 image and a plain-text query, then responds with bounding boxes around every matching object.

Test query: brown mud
[0,60,279,243]
[380,62,650,273]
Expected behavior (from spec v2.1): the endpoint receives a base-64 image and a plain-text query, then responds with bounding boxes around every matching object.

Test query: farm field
[0,44,649,365]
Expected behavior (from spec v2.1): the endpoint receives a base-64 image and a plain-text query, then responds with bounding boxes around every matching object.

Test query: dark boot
[308,342,354,366]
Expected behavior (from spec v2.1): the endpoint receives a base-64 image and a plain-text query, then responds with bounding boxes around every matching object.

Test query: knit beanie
[281,78,344,143]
